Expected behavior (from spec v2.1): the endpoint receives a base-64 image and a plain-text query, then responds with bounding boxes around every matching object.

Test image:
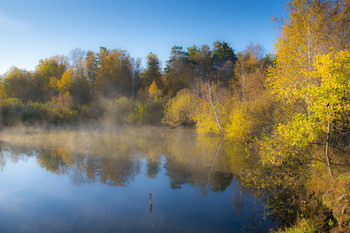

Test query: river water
[0,126,277,232]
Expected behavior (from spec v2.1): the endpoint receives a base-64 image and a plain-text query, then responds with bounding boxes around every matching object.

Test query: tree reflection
[0,126,306,229]
[0,127,238,194]
[211,171,234,193]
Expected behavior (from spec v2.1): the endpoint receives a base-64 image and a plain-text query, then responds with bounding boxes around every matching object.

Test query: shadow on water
[0,125,279,232]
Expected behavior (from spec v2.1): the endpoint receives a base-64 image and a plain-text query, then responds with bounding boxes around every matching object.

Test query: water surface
[0,126,276,233]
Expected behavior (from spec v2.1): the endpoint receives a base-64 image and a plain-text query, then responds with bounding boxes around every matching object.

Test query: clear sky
[0,0,288,75]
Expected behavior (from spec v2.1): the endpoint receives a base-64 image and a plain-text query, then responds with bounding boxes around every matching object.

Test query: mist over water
[0,125,276,233]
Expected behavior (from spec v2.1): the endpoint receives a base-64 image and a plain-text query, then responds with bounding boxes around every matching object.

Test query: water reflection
[0,126,276,232]
[0,127,237,191]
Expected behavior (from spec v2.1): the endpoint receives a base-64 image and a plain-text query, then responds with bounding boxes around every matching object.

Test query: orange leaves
[148,81,162,99]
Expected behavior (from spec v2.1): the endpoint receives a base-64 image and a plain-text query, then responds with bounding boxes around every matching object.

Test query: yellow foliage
[226,104,253,140]
[57,69,73,94]
[191,82,234,135]
[162,88,193,126]
[49,77,58,89]
[148,81,162,98]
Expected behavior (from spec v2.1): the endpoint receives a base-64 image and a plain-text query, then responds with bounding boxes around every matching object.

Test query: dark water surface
[0,126,276,233]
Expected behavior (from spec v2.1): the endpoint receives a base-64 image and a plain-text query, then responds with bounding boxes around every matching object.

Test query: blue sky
[0,0,288,74]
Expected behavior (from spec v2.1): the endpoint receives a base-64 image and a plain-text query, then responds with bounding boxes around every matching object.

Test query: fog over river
[0,125,277,233]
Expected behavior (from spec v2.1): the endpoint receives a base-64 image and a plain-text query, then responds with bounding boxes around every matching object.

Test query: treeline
[0,40,272,129]
[0,41,241,104]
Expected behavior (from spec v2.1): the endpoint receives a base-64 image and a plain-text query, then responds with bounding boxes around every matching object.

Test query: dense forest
[1,0,350,232]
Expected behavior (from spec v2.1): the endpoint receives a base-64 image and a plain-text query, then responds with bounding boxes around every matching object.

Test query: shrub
[105,97,133,124]
[226,94,275,141]
[125,98,165,124]
[225,102,253,140]
[21,102,51,123]
[50,107,78,123]
[124,102,148,124]
[1,98,25,125]
[162,88,193,127]
[191,83,234,135]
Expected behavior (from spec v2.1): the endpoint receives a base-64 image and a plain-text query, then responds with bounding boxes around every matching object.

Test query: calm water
[0,126,276,233]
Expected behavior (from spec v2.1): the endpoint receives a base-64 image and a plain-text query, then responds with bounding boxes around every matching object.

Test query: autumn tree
[267,0,336,107]
[3,67,32,101]
[148,80,162,99]
[276,51,350,177]
[235,43,271,101]
[34,55,69,102]
[95,48,133,98]
[266,0,350,179]
[328,0,350,51]
[57,69,73,95]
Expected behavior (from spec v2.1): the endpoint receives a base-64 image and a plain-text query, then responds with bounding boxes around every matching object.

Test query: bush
[0,97,79,125]
[124,102,148,124]
[191,83,234,135]
[162,88,194,127]
[21,102,51,123]
[105,97,134,124]
[1,98,25,125]
[226,94,275,141]
[125,98,165,124]
[145,98,165,124]
[225,102,253,140]
[50,107,78,123]
[278,219,315,233]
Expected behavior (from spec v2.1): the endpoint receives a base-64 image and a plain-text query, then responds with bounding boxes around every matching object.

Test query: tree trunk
[207,140,224,192]
[326,112,334,180]
[207,82,225,135]
[242,73,245,102]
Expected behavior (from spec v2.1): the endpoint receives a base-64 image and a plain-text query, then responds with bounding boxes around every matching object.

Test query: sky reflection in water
[0,126,275,233]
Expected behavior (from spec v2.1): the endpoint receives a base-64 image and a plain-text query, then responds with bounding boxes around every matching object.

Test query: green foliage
[21,102,51,123]
[124,102,148,124]
[141,52,162,85]
[162,88,193,127]
[1,98,25,125]
[212,40,237,69]
[1,97,78,125]
[125,99,165,124]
